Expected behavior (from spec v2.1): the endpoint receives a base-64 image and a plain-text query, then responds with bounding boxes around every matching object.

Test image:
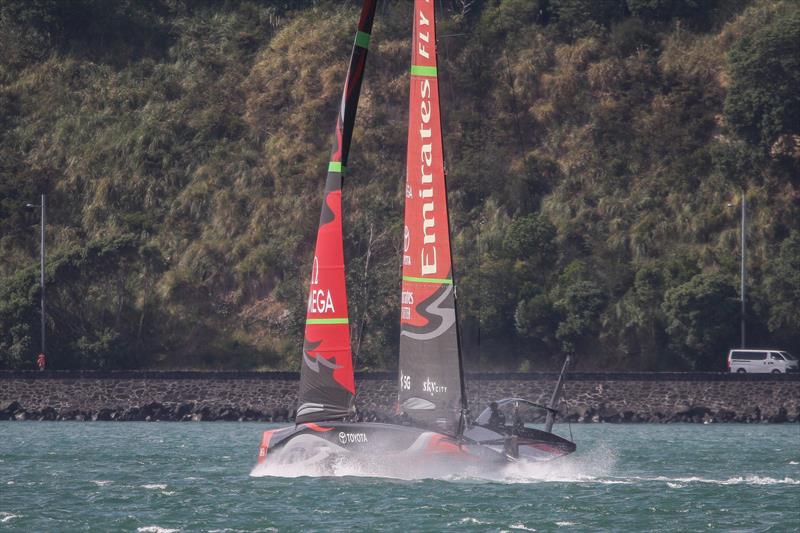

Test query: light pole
[25,194,46,365]
[727,191,745,348]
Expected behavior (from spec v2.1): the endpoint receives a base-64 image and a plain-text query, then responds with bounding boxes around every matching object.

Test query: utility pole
[25,194,46,366]
[727,192,746,349]
[40,193,46,359]
[740,192,746,348]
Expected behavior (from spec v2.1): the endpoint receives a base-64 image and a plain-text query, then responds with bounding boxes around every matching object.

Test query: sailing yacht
[255,0,575,469]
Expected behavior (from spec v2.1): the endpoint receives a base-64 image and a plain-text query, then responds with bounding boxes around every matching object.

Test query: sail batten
[296,0,377,425]
[398,0,466,435]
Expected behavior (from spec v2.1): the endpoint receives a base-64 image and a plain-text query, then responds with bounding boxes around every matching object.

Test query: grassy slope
[0,0,797,371]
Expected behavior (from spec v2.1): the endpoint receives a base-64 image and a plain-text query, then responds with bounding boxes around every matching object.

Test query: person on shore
[36,353,46,371]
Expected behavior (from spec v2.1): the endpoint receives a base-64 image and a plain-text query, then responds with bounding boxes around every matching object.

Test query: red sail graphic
[296,1,376,424]
[398,0,465,434]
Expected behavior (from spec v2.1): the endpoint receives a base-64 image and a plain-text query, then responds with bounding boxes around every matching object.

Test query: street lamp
[727,191,746,348]
[24,194,46,367]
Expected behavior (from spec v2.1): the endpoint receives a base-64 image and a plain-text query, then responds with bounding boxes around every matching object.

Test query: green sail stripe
[307,318,349,325]
[402,275,453,285]
[328,161,345,173]
[354,31,371,49]
[410,65,438,77]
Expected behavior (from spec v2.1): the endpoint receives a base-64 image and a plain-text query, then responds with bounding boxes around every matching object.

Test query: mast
[398,0,467,436]
[296,0,377,424]
[544,355,571,433]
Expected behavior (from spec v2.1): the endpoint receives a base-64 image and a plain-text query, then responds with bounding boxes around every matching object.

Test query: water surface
[1,423,798,532]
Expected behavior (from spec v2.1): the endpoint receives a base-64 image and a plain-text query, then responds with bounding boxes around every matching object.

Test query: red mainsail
[296,1,377,424]
[398,0,466,435]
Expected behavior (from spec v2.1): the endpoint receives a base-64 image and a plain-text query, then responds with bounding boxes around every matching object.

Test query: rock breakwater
[1,371,798,423]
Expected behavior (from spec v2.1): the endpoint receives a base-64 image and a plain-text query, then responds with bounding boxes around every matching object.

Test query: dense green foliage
[1,0,798,371]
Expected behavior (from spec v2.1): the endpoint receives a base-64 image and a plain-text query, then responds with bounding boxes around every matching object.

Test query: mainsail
[398,0,467,435]
[296,0,377,424]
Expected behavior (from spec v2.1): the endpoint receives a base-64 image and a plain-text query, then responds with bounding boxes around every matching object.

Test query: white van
[727,349,799,373]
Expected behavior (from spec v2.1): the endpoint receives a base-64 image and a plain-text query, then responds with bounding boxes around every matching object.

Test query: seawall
[1,371,798,423]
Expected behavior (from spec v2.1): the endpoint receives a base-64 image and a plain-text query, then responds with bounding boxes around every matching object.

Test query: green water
[0,423,798,532]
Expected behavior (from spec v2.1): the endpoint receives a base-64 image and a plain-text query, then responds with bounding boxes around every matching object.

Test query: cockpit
[475,398,551,432]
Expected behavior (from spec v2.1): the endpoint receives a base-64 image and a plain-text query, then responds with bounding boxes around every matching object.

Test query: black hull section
[462,424,577,463]
[255,422,575,472]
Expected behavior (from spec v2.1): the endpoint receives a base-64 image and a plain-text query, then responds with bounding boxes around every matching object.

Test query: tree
[0,267,39,369]
[551,262,607,357]
[551,0,628,35]
[514,292,558,349]
[501,214,557,271]
[724,11,800,154]
[662,272,738,370]
[764,231,800,333]
[626,0,716,27]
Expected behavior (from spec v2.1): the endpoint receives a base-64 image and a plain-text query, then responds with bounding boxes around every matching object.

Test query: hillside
[1,0,798,371]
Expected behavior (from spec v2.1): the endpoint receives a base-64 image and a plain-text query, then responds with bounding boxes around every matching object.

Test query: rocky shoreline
[1,371,798,424]
[1,399,797,424]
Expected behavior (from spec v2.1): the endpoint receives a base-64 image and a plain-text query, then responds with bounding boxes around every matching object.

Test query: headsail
[398,0,467,435]
[296,0,377,424]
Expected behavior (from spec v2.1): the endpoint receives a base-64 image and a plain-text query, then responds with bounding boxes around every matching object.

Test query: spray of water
[249,440,617,483]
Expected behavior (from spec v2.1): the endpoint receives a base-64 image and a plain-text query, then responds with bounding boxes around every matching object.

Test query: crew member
[488,401,505,428]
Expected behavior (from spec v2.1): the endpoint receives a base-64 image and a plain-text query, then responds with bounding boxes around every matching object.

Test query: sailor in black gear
[488,401,506,428]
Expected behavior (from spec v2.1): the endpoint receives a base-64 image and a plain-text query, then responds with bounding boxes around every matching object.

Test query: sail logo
[422,377,447,396]
[417,6,431,60]
[400,283,456,340]
[418,76,437,276]
[308,289,335,314]
[400,371,411,390]
[338,431,368,445]
[311,256,320,285]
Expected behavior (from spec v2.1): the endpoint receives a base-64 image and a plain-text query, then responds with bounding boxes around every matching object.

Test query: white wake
[250,440,617,483]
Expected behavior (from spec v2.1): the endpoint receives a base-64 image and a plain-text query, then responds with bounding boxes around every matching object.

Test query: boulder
[141,402,169,421]
[93,408,115,421]
[768,407,788,423]
[630,412,646,423]
[272,407,290,422]
[669,405,710,422]
[122,407,142,421]
[572,405,595,423]
[218,407,240,421]
[175,403,195,419]
[0,401,22,420]
[742,405,761,423]
[241,408,264,421]
[38,407,57,421]
[715,409,737,422]
[597,405,621,423]
[193,405,212,421]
